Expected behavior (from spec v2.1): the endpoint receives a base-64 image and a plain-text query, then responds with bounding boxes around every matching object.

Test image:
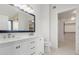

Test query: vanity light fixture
[13,4,34,13]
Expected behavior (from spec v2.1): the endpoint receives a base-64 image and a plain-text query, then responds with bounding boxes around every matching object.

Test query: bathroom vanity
[0,36,44,55]
[0,4,44,55]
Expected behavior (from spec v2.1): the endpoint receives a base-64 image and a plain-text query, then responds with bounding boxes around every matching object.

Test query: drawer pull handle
[16,45,20,49]
[31,52,35,55]
[30,47,35,49]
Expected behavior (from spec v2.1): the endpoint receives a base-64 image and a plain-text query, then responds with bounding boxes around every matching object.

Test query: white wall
[39,5,50,54]
[0,15,8,30]
[58,19,64,41]
[40,5,50,43]
[76,8,79,52]
[50,5,58,48]
[51,4,79,13]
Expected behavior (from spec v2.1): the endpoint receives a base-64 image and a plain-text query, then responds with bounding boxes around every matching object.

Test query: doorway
[58,9,76,53]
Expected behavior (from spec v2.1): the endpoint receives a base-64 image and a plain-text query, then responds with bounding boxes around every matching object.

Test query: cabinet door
[39,38,44,54]
[36,38,44,55]
[0,41,28,55]
[14,44,22,55]
[0,45,16,55]
[18,41,28,55]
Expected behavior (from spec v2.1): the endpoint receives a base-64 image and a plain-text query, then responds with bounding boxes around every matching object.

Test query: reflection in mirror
[0,4,35,32]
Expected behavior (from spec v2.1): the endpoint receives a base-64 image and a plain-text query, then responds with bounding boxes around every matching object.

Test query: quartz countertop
[0,36,38,44]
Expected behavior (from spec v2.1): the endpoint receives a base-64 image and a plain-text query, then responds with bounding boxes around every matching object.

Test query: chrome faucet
[3,33,15,39]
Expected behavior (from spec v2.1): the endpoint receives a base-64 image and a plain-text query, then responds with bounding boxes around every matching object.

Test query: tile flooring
[49,33,77,55]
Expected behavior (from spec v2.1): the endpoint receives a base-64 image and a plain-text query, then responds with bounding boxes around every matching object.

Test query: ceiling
[51,4,79,23]
[52,4,79,13]
[0,4,19,17]
[0,4,33,18]
[58,9,76,20]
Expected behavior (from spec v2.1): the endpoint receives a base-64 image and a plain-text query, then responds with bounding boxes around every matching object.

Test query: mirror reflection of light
[13,4,34,13]
[71,17,75,20]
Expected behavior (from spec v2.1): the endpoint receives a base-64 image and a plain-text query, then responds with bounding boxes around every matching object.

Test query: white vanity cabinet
[0,44,16,55]
[0,42,18,55]
[35,37,44,55]
[0,37,44,55]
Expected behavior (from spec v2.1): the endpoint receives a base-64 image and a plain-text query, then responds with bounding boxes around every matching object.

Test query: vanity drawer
[30,52,36,55]
[27,39,36,46]
[21,46,36,55]
[27,39,36,43]
[27,46,36,55]
[27,43,36,50]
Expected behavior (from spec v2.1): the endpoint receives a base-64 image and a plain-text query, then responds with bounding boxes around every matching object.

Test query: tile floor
[49,33,77,55]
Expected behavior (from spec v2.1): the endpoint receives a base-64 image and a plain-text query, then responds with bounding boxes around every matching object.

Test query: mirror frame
[0,5,35,33]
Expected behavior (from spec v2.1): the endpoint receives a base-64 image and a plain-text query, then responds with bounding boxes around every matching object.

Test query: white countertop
[0,36,38,44]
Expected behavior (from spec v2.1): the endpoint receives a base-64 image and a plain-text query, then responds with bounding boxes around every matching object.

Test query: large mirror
[0,4,35,33]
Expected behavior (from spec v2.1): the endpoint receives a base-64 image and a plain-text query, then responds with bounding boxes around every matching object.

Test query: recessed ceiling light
[53,6,56,9]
